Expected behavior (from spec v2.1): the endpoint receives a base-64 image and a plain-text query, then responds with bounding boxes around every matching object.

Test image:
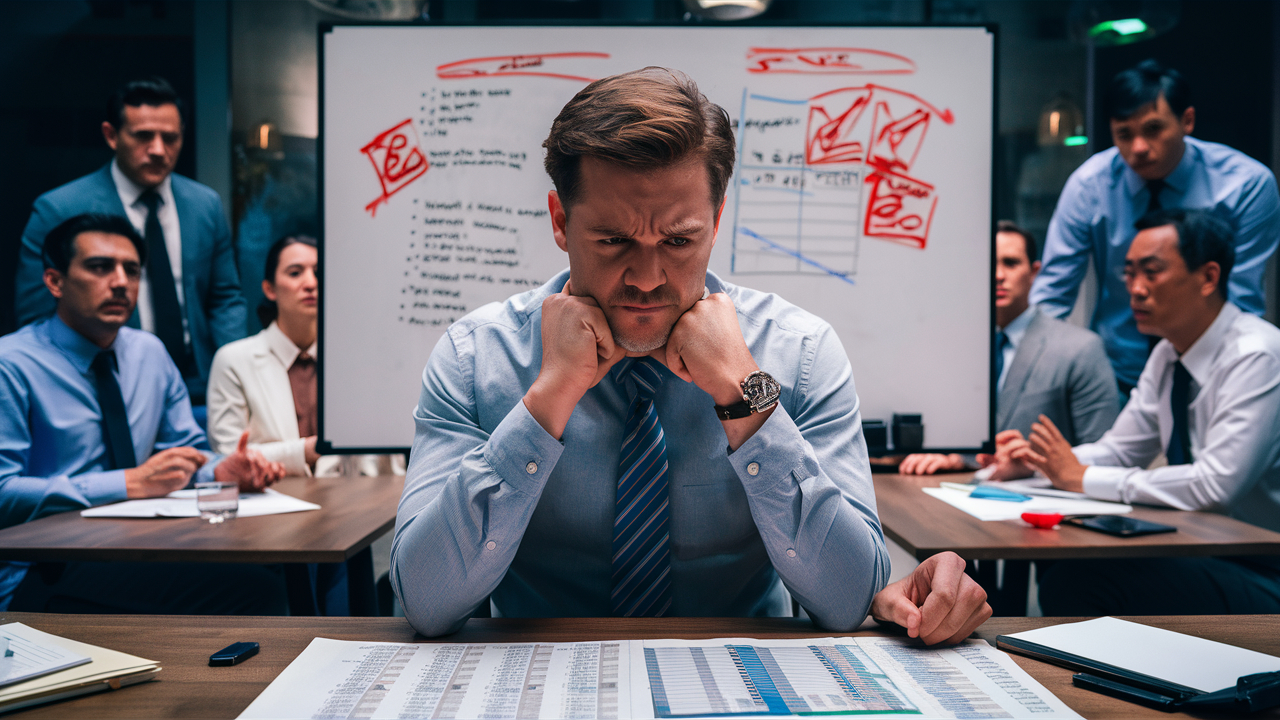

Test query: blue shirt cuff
[727,405,809,495]
[484,399,565,495]
[73,469,129,506]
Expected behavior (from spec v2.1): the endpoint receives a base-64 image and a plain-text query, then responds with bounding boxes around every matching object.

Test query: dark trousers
[10,561,288,615]
[1039,557,1280,616]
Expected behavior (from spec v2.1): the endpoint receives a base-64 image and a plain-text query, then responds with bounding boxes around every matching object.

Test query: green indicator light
[1063,136,1088,147]
[1089,18,1149,38]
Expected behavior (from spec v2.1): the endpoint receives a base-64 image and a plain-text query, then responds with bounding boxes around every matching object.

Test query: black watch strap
[715,400,755,421]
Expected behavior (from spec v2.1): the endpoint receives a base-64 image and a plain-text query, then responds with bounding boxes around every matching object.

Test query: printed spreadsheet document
[238,636,1080,719]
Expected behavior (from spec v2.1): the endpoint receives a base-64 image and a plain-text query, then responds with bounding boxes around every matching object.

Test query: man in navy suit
[14,77,245,404]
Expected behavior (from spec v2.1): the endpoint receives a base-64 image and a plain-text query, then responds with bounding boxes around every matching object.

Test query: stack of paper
[0,623,159,714]
[81,487,320,518]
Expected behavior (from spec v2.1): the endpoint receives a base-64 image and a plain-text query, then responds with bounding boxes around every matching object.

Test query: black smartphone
[209,641,259,666]
[1065,515,1177,537]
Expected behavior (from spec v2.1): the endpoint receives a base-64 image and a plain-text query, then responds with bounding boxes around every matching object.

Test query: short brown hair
[542,67,735,211]
[996,220,1038,262]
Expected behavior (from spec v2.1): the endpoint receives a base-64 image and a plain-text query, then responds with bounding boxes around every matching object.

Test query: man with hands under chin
[986,209,1280,615]
[391,67,990,642]
[0,213,287,614]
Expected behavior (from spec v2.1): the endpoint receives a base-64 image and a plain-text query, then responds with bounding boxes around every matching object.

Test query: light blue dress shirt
[0,315,218,609]
[996,306,1034,393]
[1030,136,1280,386]
[391,269,889,637]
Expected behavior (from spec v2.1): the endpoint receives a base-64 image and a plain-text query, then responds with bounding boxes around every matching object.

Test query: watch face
[742,371,781,412]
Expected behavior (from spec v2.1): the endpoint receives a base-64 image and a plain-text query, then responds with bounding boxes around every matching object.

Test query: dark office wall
[1092,1,1273,166]
[0,0,195,336]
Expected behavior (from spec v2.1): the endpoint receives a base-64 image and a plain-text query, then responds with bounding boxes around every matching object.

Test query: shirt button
[485,541,497,550]
[786,549,797,558]
[525,462,538,474]
[747,462,760,476]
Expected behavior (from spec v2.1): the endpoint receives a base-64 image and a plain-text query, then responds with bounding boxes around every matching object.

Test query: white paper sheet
[922,487,1132,521]
[80,488,320,519]
[0,624,91,689]
[239,636,1080,719]
[1002,617,1280,694]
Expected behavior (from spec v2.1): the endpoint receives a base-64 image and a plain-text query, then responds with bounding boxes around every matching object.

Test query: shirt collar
[1121,138,1197,198]
[999,305,1035,348]
[263,321,318,367]
[1178,302,1240,386]
[45,313,114,374]
[111,158,174,209]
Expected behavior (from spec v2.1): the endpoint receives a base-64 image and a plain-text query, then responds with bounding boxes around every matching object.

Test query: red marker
[1021,512,1064,529]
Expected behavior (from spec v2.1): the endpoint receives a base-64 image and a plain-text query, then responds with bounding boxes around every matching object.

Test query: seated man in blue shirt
[1030,60,1280,397]
[0,213,287,614]
[391,68,990,641]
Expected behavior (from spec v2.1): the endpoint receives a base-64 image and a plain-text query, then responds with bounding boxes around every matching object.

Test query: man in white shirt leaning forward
[992,208,1280,614]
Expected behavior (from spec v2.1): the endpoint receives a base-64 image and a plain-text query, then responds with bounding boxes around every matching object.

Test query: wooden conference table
[0,476,403,616]
[875,472,1280,613]
[1,612,1277,719]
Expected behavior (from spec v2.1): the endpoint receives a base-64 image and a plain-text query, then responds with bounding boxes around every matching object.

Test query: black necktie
[91,351,137,470]
[139,190,189,374]
[1167,361,1194,465]
[1146,179,1165,214]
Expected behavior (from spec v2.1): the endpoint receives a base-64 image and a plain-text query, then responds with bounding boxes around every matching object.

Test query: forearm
[729,406,889,630]
[0,470,127,529]
[392,401,562,636]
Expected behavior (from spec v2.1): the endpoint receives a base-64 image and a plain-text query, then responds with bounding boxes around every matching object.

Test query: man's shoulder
[1030,310,1105,354]
[34,165,117,212]
[0,324,47,369]
[1229,311,1280,362]
[719,278,834,340]
[1065,147,1123,187]
[170,172,224,210]
[1188,137,1275,184]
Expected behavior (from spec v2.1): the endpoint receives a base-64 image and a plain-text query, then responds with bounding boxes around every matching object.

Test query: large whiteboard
[321,25,994,452]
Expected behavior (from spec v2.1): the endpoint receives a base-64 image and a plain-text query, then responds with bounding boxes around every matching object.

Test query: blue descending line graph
[732,90,864,285]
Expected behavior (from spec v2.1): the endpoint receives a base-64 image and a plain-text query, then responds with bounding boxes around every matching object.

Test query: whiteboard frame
[316,20,999,456]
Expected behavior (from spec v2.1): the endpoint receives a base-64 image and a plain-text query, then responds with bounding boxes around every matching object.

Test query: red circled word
[747,47,916,75]
[361,119,428,217]
[437,52,609,82]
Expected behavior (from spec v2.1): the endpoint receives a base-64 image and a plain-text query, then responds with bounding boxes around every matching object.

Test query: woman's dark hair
[1134,208,1234,299]
[257,235,318,327]
[43,213,147,272]
[1106,59,1190,121]
[107,76,185,129]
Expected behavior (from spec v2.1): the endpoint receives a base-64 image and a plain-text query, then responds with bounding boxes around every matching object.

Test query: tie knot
[995,329,1008,349]
[624,357,664,399]
[294,352,314,367]
[139,189,162,212]
[91,350,116,373]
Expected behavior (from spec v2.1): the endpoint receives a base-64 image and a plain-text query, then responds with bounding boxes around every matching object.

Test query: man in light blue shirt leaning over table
[1030,60,1280,396]
[0,214,286,614]
[391,68,991,641]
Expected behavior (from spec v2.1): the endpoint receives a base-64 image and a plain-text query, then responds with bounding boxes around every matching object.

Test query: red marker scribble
[436,52,609,82]
[747,47,916,75]
[803,85,953,169]
[863,168,937,249]
[361,119,428,217]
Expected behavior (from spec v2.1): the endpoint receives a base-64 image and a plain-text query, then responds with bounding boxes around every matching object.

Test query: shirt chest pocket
[670,479,759,559]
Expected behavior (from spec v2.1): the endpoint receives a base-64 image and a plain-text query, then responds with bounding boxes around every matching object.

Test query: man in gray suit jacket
[13,77,245,404]
[901,221,1118,474]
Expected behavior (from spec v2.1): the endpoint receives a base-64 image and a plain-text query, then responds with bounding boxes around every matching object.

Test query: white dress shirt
[110,160,188,344]
[996,305,1034,393]
[1076,303,1280,533]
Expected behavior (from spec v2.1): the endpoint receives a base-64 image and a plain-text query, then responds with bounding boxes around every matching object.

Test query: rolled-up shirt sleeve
[726,323,889,632]
[391,332,564,637]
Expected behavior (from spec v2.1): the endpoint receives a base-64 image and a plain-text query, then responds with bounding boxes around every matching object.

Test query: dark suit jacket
[999,307,1120,445]
[14,163,246,400]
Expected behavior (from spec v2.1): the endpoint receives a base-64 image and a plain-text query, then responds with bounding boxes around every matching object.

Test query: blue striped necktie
[612,357,672,617]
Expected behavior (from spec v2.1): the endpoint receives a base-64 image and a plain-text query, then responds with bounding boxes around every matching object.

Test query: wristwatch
[715,370,781,420]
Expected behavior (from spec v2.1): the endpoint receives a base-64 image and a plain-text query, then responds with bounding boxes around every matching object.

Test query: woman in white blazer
[207,235,403,477]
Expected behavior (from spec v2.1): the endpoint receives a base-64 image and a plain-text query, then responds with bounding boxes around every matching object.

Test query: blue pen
[941,482,1031,502]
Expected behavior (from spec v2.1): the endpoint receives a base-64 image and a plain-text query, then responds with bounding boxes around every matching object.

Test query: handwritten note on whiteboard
[322,26,993,450]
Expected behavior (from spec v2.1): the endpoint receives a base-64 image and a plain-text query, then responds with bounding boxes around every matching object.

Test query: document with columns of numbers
[238,636,1079,719]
